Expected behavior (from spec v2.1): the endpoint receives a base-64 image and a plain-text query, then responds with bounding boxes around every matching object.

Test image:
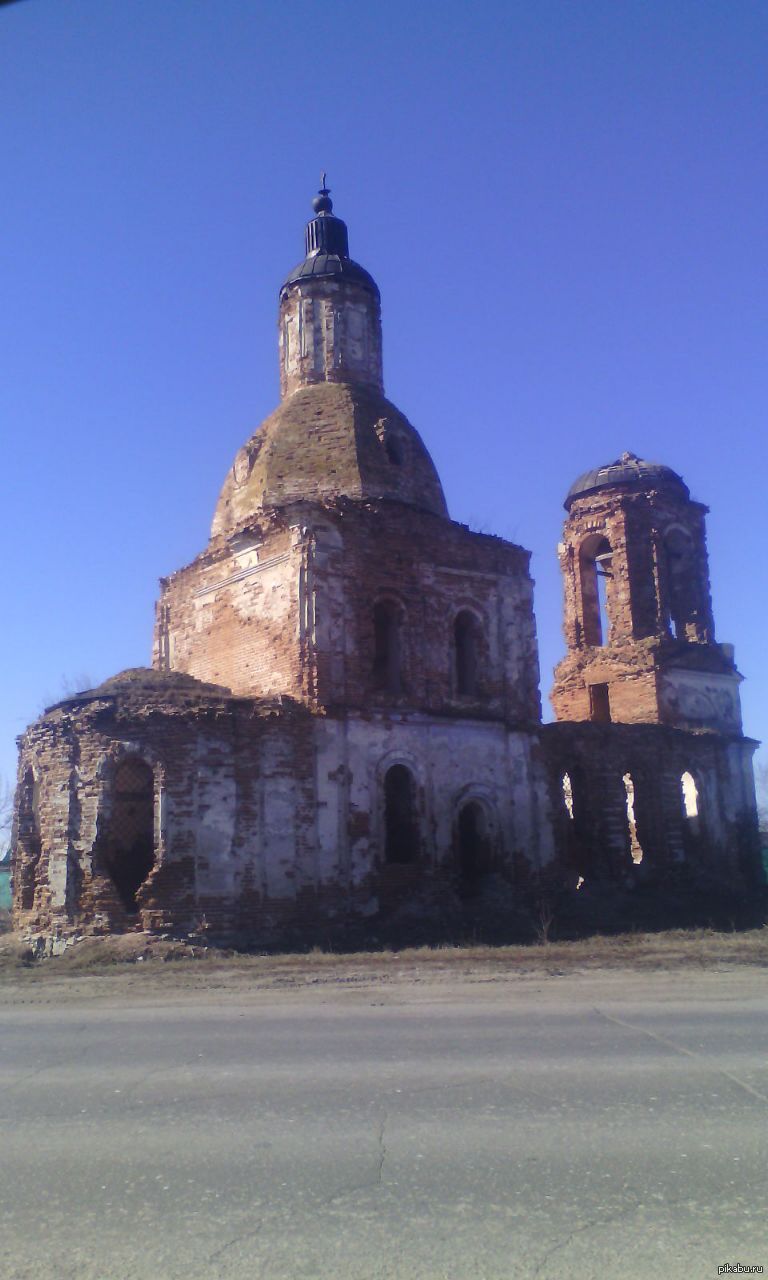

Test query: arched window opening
[384,765,419,864]
[622,772,644,865]
[373,600,402,694]
[680,769,703,844]
[579,535,613,647]
[105,757,155,913]
[679,770,703,856]
[457,801,491,894]
[384,435,403,466]
[561,773,575,820]
[681,771,699,819]
[454,611,479,696]
[664,528,693,640]
[17,767,42,911]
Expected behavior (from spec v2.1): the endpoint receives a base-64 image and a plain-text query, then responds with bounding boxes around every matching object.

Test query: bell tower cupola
[278,177,384,398]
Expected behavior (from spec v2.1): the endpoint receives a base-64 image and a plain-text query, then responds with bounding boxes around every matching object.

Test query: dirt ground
[1,912,767,1004]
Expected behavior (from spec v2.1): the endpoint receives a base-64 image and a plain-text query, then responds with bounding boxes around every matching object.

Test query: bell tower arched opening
[579,535,613,647]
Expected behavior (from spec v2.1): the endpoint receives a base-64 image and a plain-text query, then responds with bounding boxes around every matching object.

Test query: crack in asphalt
[375,1110,387,1185]
[118,1055,201,1107]
[530,1201,637,1279]
[401,1075,495,1096]
[203,1111,390,1264]
[0,1023,91,1106]
[594,1007,768,1104]
[206,1220,263,1267]
[325,1109,389,1204]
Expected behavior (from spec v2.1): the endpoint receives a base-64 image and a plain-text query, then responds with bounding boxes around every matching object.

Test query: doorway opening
[104,758,155,913]
[457,801,491,895]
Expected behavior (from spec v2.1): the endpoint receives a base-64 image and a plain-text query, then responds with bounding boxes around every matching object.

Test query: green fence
[0,866,11,912]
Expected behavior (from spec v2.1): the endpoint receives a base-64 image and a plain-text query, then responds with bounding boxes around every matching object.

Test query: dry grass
[1,910,767,992]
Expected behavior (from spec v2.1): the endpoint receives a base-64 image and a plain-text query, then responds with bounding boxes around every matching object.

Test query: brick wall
[542,722,762,890]
[551,479,739,729]
[156,498,543,726]
[11,669,554,948]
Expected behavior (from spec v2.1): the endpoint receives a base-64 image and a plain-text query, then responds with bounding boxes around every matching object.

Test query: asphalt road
[0,969,766,1280]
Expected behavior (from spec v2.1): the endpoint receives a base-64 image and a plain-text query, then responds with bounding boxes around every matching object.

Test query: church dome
[211,381,448,538]
[564,451,688,510]
[281,252,378,295]
[279,179,379,298]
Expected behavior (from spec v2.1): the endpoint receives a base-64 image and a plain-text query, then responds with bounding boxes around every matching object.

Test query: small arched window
[373,600,402,694]
[454,611,480,696]
[579,535,612,646]
[681,771,699,819]
[385,436,403,466]
[680,770,702,854]
[384,764,419,864]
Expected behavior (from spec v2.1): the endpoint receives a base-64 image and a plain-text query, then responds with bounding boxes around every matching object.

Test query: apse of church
[11,185,762,951]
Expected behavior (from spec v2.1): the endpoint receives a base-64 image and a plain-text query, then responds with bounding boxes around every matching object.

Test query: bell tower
[551,452,744,733]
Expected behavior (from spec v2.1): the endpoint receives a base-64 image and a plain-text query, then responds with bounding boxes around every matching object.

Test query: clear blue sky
[2,0,767,791]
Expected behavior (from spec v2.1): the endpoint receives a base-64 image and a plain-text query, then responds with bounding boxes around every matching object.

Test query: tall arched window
[373,600,402,693]
[560,766,598,881]
[681,770,699,819]
[454,611,480,696]
[561,772,575,821]
[104,757,156,913]
[579,535,612,646]
[622,772,644,865]
[384,764,419,864]
[457,800,490,892]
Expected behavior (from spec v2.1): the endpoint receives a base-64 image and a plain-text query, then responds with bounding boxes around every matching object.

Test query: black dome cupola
[304,176,350,257]
[280,178,379,297]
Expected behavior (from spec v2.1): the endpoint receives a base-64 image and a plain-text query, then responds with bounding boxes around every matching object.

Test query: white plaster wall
[261,777,301,898]
[195,742,237,897]
[660,669,743,733]
[313,718,349,884]
[279,281,383,397]
[312,714,555,890]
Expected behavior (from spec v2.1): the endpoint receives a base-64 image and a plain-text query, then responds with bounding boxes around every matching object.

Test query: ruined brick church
[12,186,763,948]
